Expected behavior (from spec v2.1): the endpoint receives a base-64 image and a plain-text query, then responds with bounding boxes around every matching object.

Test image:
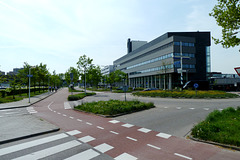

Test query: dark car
[143,88,159,91]
[183,80,209,90]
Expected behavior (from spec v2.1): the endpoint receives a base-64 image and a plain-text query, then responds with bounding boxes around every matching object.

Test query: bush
[132,90,239,99]
[74,100,155,116]
[68,92,96,101]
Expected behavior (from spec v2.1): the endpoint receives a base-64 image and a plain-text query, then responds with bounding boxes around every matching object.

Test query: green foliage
[210,0,240,48]
[87,65,102,87]
[132,90,239,99]
[108,70,127,85]
[191,107,240,147]
[67,92,96,101]
[74,100,155,116]
[65,67,80,85]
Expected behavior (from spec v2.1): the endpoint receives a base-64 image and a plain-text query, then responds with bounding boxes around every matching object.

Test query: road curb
[189,135,240,151]
[0,128,60,145]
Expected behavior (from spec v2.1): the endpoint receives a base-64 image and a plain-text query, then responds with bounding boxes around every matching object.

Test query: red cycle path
[33,89,240,160]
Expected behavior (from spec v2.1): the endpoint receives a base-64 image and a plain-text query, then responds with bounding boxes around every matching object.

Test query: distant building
[101,65,114,76]
[114,32,211,89]
[7,68,23,75]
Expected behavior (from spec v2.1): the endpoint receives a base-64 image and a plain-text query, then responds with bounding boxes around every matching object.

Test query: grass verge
[68,92,96,101]
[132,90,239,98]
[74,100,155,116]
[191,107,240,147]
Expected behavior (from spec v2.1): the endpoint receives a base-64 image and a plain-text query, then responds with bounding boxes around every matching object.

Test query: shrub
[67,92,96,101]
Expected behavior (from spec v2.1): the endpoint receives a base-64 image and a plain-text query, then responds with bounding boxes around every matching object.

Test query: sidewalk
[0,91,60,144]
[0,91,54,110]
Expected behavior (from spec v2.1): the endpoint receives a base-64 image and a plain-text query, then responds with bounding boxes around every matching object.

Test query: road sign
[193,83,199,89]
[27,74,33,77]
[234,67,240,76]
[177,69,186,73]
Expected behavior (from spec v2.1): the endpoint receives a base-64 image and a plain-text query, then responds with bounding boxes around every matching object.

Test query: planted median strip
[67,92,96,101]
[133,90,239,99]
[191,107,240,148]
[74,100,155,117]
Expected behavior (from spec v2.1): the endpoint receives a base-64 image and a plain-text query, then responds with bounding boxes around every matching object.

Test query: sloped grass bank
[191,107,240,147]
[74,100,155,116]
[132,90,238,98]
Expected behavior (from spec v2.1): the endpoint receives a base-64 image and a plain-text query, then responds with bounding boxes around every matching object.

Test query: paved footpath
[0,91,59,144]
[31,88,240,160]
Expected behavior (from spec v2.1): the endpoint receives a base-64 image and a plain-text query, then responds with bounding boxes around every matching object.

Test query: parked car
[143,88,159,91]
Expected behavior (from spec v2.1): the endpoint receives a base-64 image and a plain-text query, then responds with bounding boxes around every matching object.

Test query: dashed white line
[94,143,114,153]
[63,114,67,117]
[69,116,74,119]
[97,126,104,130]
[204,108,209,111]
[110,131,119,135]
[138,128,151,133]
[176,107,182,110]
[78,136,95,143]
[126,137,137,142]
[77,119,82,122]
[147,144,161,150]
[115,153,138,160]
[57,112,61,115]
[86,122,92,125]
[189,108,195,110]
[109,120,120,124]
[156,133,171,139]
[66,130,81,136]
[122,123,134,128]
[174,153,192,160]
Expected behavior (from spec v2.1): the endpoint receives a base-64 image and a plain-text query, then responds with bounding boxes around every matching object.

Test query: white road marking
[94,143,114,153]
[86,122,92,125]
[110,131,119,135]
[97,126,104,130]
[138,128,151,133]
[78,136,96,143]
[176,107,182,110]
[4,112,19,115]
[147,144,161,150]
[53,111,56,113]
[174,153,192,160]
[204,108,209,111]
[156,133,171,139]
[0,133,68,156]
[13,140,81,160]
[29,111,38,114]
[164,107,168,109]
[69,116,74,119]
[77,119,82,122]
[126,137,137,142]
[57,112,61,115]
[64,102,72,109]
[122,123,134,128]
[65,149,100,160]
[115,153,138,160]
[63,114,67,117]
[66,130,82,136]
[109,120,120,124]
[189,108,195,110]
[219,108,223,111]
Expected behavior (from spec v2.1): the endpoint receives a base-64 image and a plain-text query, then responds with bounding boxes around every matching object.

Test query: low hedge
[74,100,155,116]
[132,90,239,99]
[68,92,96,101]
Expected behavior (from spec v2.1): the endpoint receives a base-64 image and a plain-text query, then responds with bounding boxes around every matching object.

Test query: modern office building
[113,32,211,89]
[101,65,114,76]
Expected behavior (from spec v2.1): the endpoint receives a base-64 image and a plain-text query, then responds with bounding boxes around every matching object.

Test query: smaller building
[101,65,114,76]
[7,68,23,75]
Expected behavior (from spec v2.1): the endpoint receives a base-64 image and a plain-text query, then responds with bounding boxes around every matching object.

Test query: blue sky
[0,0,239,74]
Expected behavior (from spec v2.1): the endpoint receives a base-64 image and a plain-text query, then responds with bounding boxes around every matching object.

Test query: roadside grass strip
[191,107,240,147]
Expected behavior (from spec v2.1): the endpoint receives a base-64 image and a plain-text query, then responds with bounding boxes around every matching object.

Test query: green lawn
[132,90,239,98]
[191,107,240,147]
[74,100,155,116]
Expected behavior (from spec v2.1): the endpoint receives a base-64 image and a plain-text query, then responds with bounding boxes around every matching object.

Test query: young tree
[86,65,102,88]
[77,54,93,93]
[65,67,79,86]
[210,0,240,48]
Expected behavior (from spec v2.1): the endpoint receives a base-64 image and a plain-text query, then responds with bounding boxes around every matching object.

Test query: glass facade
[206,46,211,73]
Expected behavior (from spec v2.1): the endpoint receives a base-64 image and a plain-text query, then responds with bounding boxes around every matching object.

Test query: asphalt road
[83,91,240,137]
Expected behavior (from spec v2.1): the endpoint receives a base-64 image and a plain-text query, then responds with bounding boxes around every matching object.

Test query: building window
[206,46,211,73]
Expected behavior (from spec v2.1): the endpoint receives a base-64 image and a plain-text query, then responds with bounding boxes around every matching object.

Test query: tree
[65,67,79,86]
[86,65,102,88]
[77,54,93,93]
[210,0,240,48]
[108,70,127,87]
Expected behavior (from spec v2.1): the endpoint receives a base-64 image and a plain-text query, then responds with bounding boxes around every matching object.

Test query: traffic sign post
[194,83,199,96]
